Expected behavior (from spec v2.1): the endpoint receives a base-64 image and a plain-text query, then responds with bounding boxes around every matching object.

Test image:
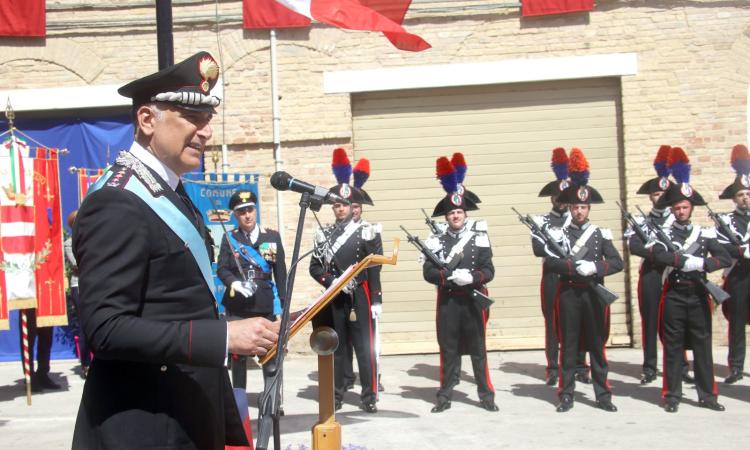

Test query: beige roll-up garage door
[352,78,630,355]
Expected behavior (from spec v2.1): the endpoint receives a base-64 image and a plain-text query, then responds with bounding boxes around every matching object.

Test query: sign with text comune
[182,172,260,309]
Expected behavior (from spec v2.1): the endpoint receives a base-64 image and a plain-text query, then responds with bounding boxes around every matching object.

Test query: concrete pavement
[1,348,749,449]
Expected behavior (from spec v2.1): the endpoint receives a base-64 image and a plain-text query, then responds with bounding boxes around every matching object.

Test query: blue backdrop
[0,115,133,362]
[183,173,260,312]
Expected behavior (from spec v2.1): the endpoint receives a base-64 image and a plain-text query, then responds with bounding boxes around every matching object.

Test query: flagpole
[21,310,32,405]
[270,29,285,240]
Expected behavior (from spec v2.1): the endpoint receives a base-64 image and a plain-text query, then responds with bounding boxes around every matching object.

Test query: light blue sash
[89,170,216,298]
[227,232,282,315]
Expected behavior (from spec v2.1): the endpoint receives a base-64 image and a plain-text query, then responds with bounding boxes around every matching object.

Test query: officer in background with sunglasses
[217,190,287,390]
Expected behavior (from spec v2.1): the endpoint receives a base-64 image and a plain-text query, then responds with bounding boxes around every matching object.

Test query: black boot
[724,368,743,384]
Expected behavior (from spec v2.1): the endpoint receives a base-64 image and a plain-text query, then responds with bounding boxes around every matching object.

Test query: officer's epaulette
[700,227,717,238]
[361,222,382,241]
[599,228,614,240]
[111,150,164,196]
[104,163,133,190]
[471,220,489,233]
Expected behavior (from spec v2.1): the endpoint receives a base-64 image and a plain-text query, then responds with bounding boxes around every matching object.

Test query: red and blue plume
[668,147,690,184]
[451,153,467,184]
[654,145,671,178]
[436,156,458,194]
[730,144,750,176]
[331,147,352,185]
[353,158,370,188]
[550,147,568,181]
[568,147,590,187]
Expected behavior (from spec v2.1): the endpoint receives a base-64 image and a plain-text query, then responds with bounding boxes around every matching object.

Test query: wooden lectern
[259,240,399,450]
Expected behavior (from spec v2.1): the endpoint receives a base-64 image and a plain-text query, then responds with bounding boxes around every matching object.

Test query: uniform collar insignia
[673,221,692,231]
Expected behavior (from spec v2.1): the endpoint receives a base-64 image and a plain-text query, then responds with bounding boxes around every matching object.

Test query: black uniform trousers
[18,308,53,376]
[724,267,750,371]
[556,283,611,401]
[328,286,376,404]
[436,292,494,403]
[639,266,691,377]
[541,269,588,377]
[661,282,717,403]
[226,311,275,390]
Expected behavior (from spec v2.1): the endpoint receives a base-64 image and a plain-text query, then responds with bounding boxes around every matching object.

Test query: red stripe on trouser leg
[481,306,495,392]
[435,291,443,386]
[362,280,377,396]
[553,283,564,394]
[658,282,669,399]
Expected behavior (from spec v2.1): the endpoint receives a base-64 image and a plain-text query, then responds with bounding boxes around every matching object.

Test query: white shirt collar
[129,141,181,191]
[243,225,260,244]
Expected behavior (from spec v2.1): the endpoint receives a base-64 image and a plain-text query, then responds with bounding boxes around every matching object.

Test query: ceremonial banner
[77,168,105,204]
[0,0,46,37]
[242,0,430,52]
[0,135,36,312]
[522,0,594,17]
[33,148,67,327]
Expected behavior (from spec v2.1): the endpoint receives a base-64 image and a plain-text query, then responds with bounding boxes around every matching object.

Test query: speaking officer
[531,147,589,386]
[649,147,730,413]
[716,144,750,384]
[626,145,695,385]
[309,148,383,413]
[542,148,623,413]
[423,156,497,414]
[217,189,287,389]
[72,52,279,449]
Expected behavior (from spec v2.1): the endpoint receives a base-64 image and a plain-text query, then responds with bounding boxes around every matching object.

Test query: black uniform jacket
[530,210,569,258]
[310,219,383,303]
[543,222,623,284]
[217,226,287,316]
[649,224,731,285]
[715,209,750,269]
[627,209,673,273]
[423,220,494,296]
[72,157,245,449]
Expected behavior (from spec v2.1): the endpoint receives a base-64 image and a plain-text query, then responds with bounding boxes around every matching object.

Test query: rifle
[635,206,730,304]
[421,208,441,235]
[512,207,619,306]
[706,205,742,247]
[616,201,652,245]
[400,225,494,309]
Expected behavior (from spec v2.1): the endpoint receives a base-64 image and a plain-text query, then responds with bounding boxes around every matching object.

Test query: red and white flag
[243,0,430,52]
[33,148,67,327]
[522,0,594,17]
[0,135,36,314]
[0,0,45,37]
[77,168,104,204]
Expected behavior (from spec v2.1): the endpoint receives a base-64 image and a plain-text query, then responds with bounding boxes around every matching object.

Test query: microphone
[270,171,350,205]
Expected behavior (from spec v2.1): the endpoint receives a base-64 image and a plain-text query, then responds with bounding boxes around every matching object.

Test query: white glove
[231,281,252,298]
[682,255,705,272]
[547,227,564,242]
[743,244,750,259]
[371,303,382,320]
[575,260,597,277]
[447,268,474,286]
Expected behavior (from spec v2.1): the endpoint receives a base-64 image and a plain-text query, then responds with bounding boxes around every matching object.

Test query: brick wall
[2,0,749,353]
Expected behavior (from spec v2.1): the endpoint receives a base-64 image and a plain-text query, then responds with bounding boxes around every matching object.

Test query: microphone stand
[256,191,324,450]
